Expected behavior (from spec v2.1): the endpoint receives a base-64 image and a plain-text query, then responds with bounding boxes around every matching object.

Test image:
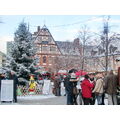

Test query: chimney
[74,38,80,46]
[37,26,40,32]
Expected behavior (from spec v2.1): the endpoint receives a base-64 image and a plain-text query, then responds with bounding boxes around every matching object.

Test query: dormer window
[42,41,48,44]
[50,46,56,51]
[42,46,49,51]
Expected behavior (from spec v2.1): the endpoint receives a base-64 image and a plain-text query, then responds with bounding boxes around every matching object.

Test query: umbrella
[69,69,77,73]
[75,70,87,76]
[57,73,67,75]
[58,70,67,75]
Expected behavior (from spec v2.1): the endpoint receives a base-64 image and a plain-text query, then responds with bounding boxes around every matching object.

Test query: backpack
[73,87,79,95]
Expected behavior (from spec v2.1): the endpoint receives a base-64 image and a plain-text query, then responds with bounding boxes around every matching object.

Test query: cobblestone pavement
[18,95,66,105]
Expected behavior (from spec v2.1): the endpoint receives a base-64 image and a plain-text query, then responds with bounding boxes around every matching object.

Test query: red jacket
[81,79,94,98]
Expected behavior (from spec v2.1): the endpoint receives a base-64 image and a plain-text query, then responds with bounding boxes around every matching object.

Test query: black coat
[64,75,73,95]
[0,76,5,91]
[7,74,18,91]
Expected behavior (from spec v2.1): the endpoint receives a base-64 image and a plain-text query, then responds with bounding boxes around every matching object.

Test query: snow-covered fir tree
[6,22,39,80]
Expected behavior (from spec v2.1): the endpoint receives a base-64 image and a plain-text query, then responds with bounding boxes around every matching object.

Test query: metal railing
[17,85,43,96]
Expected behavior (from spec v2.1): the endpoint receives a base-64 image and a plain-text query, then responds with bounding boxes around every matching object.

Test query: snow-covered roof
[0,51,6,57]
[56,41,80,55]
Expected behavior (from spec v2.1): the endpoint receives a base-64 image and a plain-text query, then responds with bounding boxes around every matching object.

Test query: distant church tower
[33,25,61,72]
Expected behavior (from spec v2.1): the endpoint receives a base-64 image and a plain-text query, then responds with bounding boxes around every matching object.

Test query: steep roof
[33,25,62,54]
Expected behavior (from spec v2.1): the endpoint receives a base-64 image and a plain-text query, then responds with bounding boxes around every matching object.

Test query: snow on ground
[17,94,56,100]
[95,99,108,105]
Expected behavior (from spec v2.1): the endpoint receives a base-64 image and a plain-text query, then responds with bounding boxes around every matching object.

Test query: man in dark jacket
[7,71,18,103]
[64,74,73,105]
[104,70,118,105]
[0,73,6,92]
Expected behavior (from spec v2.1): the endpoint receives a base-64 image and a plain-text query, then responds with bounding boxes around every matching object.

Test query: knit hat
[30,75,34,81]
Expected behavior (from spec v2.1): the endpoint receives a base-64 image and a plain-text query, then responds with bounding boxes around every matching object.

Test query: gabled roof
[42,24,48,29]
[33,25,62,54]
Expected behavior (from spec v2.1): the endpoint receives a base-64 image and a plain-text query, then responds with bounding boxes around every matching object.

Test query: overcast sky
[1,15,120,54]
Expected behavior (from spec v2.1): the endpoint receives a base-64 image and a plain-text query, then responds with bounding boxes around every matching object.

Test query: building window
[43,56,47,63]
[42,46,49,51]
[50,46,56,51]
[49,56,53,64]
[48,37,51,42]
[42,41,48,44]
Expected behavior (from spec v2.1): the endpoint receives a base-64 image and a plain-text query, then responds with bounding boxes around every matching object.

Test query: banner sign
[42,80,51,95]
[0,80,14,102]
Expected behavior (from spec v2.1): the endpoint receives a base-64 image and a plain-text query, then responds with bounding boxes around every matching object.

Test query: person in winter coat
[88,72,96,105]
[71,72,78,105]
[104,70,118,105]
[7,71,18,103]
[64,74,74,105]
[0,73,5,92]
[54,75,61,96]
[92,72,104,105]
[81,74,94,105]
[101,72,107,105]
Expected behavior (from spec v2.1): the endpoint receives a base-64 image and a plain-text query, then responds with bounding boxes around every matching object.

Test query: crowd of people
[53,69,119,105]
[0,69,119,105]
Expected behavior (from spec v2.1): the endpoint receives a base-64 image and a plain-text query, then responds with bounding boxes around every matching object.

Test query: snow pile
[18,95,56,100]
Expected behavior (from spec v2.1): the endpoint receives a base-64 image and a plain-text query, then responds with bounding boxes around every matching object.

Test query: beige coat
[92,78,104,94]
